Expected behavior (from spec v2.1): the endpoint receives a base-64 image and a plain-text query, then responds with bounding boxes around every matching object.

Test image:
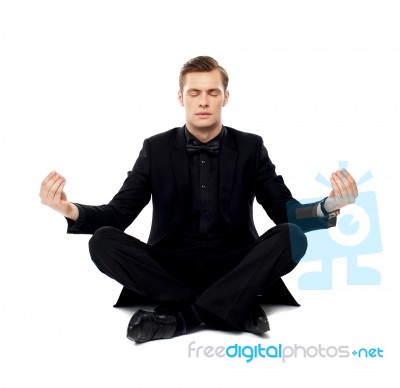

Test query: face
[178,69,229,135]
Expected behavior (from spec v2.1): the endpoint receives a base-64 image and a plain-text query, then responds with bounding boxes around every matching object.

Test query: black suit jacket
[68,126,334,240]
[68,126,335,306]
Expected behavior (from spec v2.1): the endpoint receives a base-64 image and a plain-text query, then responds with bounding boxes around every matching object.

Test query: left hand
[324,168,358,212]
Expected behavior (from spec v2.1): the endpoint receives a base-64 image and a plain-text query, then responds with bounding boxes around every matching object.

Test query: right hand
[39,171,79,220]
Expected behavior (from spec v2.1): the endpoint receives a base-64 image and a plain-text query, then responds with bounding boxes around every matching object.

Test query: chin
[194,120,217,128]
[195,124,216,132]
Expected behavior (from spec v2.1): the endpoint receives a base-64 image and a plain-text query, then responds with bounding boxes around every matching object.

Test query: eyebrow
[187,88,222,93]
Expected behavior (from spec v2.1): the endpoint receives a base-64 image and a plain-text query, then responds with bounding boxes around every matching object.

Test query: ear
[178,90,184,106]
[222,90,230,106]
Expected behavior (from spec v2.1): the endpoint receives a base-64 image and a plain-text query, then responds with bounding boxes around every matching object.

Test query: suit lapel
[170,126,191,210]
[219,127,238,223]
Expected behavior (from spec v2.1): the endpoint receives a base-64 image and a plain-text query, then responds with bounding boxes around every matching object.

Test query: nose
[199,93,209,108]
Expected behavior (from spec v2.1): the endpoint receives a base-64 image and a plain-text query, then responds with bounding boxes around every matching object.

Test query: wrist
[64,202,79,221]
[322,197,336,213]
[320,197,340,219]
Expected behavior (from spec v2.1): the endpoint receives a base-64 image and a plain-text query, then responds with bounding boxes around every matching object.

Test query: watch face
[328,210,340,219]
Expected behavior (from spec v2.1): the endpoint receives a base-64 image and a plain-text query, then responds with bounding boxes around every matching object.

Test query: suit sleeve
[254,138,336,233]
[67,139,152,234]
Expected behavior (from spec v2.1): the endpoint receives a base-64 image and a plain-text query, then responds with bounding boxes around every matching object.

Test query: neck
[186,124,222,143]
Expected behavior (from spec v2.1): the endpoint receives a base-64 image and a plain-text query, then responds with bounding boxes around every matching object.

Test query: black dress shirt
[156,126,236,251]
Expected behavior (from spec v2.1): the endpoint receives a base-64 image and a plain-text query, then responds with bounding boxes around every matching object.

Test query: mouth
[196,112,211,117]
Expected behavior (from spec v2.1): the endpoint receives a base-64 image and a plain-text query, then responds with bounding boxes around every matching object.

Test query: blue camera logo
[295,162,382,290]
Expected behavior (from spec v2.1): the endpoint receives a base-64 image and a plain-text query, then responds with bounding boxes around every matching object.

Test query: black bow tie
[186,138,220,155]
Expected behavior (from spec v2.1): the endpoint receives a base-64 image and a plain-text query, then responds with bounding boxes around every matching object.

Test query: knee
[286,223,307,262]
[88,226,120,258]
[274,223,308,262]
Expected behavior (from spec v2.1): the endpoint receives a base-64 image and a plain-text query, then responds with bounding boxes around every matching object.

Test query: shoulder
[145,127,182,144]
[224,126,263,148]
[138,127,184,155]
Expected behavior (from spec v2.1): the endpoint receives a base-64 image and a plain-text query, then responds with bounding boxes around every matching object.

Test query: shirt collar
[184,125,225,145]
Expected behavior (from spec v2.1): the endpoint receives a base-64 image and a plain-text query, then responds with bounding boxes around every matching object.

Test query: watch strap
[320,197,340,219]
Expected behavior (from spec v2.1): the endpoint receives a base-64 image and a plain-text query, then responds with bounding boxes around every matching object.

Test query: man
[40,56,358,343]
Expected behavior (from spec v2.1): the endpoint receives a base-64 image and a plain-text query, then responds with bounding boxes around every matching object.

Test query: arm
[39,140,152,234]
[254,139,344,232]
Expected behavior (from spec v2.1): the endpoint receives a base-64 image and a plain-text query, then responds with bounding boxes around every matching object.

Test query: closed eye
[209,89,221,96]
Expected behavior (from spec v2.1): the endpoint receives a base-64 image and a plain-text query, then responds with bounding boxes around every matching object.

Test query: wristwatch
[320,197,340,219]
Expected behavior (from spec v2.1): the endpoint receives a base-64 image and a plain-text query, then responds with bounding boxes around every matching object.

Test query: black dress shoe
[243,305,270,334]
[127,309,177,343]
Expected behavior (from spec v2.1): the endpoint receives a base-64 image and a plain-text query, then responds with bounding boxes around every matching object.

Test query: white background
[1,1,399,387]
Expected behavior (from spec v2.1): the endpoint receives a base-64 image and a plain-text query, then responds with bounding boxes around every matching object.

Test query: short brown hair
[179,56,229,91]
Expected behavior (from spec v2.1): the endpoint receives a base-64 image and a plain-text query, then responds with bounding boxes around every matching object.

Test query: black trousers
[88,223,307,330]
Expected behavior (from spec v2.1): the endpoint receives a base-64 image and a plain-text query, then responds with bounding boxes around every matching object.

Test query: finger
[47,174,64,200]
[331,173,345,198]
[41,171,63,199]
[40,174,59,203]
[335,170,348,192]
[338,170,357,203]
[53,177,66,202]
[342,168,358,198]
[42,173,62,202]
[40,171,57,198]
[330,175,342,201]
[334,170,355,204]
[337,170,353,193]
[330,175,349,209]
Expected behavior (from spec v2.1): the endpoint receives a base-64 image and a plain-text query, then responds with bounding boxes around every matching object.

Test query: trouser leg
[88,224,307,332]
[195,223,308,330]
[88,226,198,304]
